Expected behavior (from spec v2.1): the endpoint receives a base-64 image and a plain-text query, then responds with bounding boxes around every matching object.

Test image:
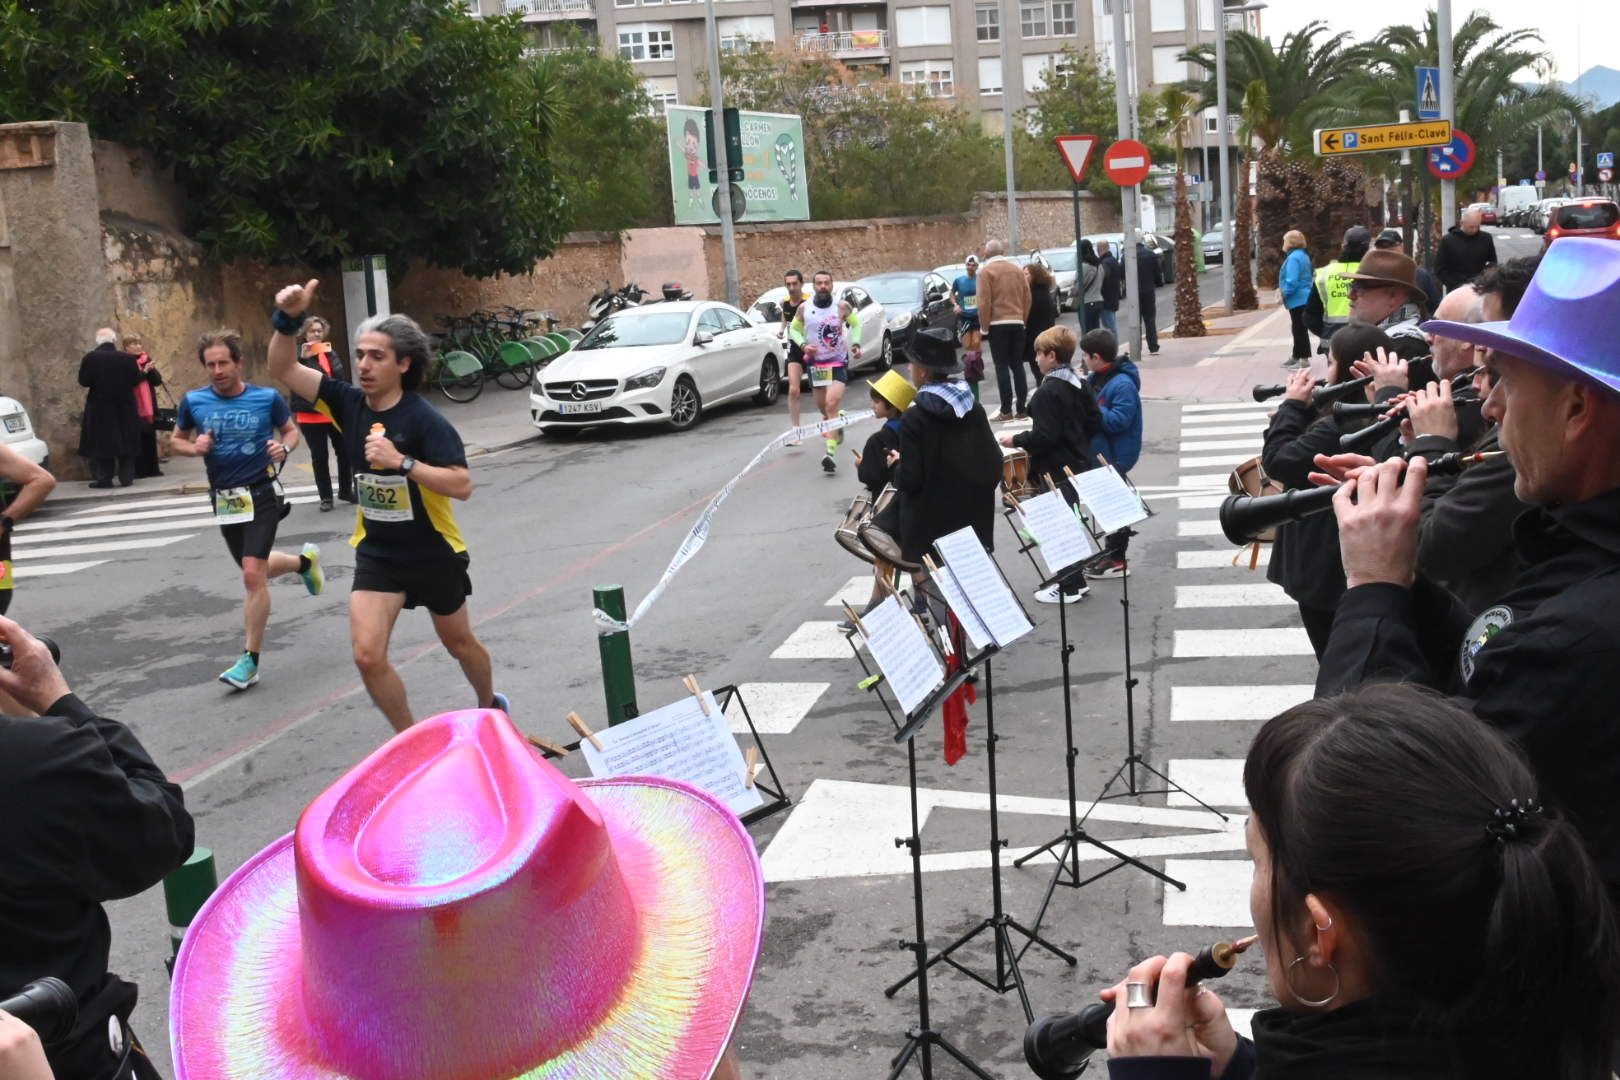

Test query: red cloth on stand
[942,615,976,765]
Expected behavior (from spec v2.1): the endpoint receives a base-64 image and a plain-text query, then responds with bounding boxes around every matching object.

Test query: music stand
[840,607,993,1080]
[996,490,1189,938]
[715,683,793,826]
[882,536,1076,1025]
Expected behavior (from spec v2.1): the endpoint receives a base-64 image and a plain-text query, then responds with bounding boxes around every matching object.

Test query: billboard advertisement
[665,105,810,226]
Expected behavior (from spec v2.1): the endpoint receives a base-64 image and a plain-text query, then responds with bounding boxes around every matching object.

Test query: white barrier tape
[593,410,877,634]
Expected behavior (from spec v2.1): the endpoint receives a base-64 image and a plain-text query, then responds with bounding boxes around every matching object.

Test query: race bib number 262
[356,474,415,523]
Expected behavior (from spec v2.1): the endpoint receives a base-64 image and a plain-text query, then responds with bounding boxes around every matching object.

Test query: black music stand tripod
[883,584,1076,1024]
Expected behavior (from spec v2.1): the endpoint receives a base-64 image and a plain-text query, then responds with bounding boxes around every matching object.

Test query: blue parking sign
[1343,132,1359,150]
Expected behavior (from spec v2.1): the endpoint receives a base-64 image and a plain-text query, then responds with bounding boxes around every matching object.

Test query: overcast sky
[1254,0,1608,85]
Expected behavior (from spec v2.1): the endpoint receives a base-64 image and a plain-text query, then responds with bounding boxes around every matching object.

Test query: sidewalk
[54,387,541,503]
[1139,289,1296,403]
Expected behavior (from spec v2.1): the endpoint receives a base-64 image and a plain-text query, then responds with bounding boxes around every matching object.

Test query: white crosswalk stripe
[1178,438,1262,453]
[1178,547,1268,568]
[1180,454,1248,470]
[1177,520,1226,537]
[1175,627,1313,657]
[1171,685,1314,722]
[1182,400,1275,413]
[1179,423,1267,437]
[1175,583,1289,608]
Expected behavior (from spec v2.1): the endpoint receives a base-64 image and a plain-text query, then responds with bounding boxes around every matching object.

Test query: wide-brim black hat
[905,327,961,373]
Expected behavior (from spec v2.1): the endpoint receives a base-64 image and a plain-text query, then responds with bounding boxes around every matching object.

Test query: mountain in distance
[1560,66,1620,110]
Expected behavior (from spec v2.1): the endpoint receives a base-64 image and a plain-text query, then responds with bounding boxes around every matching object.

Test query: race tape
[593,409,876,634]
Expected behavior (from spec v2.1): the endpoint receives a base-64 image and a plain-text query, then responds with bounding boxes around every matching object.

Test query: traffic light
[706,107,744,184]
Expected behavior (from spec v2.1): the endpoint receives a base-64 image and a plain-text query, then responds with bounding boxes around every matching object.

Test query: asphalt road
[39,253,1505,1078]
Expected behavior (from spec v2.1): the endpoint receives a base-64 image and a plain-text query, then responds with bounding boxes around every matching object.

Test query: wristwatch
[400,455,416,475]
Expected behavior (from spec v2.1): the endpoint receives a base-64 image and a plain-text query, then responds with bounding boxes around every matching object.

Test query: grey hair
[94,327,118,346]
[356,313,433,391]
[983,239,1005,257]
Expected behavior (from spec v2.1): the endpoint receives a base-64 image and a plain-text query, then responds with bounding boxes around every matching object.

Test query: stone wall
[974,191,1123,250]
[389,234,621,332]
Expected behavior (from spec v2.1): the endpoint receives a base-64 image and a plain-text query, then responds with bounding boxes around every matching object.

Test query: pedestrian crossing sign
[1416,67,1441,121]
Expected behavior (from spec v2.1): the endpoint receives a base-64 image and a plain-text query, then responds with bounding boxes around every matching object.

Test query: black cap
[1374,228,1403,249]
[904,327,962,373]
[1343,225,1372,247]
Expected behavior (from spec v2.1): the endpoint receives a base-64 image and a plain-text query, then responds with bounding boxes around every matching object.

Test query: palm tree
[1157,84,1206,336]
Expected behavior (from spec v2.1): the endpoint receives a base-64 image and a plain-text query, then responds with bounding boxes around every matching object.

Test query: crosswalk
[13,484,326,578]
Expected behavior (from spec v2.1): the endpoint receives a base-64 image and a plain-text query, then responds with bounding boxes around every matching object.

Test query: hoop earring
[1286,956,1340,1008]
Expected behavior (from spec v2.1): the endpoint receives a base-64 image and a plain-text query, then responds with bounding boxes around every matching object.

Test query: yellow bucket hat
[868,369,916,412]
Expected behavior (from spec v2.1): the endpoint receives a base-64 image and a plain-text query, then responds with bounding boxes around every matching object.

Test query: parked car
[1464,201,1499,226]
[1531,198,1568,234]
[0,396,48,467]
[1544,198,1620,248]
[855,272,957,354]
[1034,247,1080,310]
[1087,233,1177,286]
[746,282,891,371]
[530,301,782,434]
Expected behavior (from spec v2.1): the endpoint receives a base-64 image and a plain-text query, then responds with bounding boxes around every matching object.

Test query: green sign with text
[665,105,810,226]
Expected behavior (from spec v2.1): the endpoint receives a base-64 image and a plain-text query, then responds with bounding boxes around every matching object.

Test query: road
[37,256,1501,1077]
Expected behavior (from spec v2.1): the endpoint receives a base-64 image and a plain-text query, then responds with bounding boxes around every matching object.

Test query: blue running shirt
[176,384,290,489]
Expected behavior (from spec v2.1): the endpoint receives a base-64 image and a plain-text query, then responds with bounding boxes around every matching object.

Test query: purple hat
[1421,238,1620,397]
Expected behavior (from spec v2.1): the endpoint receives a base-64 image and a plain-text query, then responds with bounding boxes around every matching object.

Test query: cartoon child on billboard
[683,117,703,208]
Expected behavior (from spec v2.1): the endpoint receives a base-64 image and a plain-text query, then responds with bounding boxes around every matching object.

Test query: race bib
[811,364,841,387]
[0,560,13,591]
[356,473,415,523]
[962,294,978,311]
[213,486,255,525]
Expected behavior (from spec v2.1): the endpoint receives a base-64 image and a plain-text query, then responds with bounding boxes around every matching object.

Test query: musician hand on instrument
[1284,368,1316,404]
[1102,953,1238,1076]
[1403,377,1458,442]
[0,1010,53,1080]
[1308,452,1377,487]
[1334,455,1426,589]
[998,433,1018,448]
[1350,348,1408,400]
[886,449,900,467]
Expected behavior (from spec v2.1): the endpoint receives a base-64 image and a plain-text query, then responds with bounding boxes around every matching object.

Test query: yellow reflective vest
[1315,260,1358,323]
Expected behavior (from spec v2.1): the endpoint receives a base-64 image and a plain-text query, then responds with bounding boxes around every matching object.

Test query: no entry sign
[1103,139,1152,187]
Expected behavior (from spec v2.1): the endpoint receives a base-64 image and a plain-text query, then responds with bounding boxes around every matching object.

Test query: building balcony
[795,29,890,61]
[504,0,595,20]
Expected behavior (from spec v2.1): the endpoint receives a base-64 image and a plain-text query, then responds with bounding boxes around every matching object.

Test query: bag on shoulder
[1227,455,1284,554]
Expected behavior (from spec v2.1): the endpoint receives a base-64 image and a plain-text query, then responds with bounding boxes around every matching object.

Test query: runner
[951,254,983,399]
[0,444,55,616]
[266,280,510,733]
[170,330,323,690]
[780,268,810,438]
[789,270,862,473]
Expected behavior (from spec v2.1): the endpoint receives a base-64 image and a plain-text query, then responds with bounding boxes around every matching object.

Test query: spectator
[1342,249,1430,361]
[1372,228,1441,312]
[1078,239,1104,333]
[1134,239,1161,356]
[1083,328,1140,578]
[290,317,354,510]
[975,239,1033,421]
[77,329,150,488]
[0,618,194,1079]
[1434,207,1498,292]
[1278,230,1314,367]
[1304,226,1369,349]
[121,334,163,479]
[1098,240,1123,335]
[1022,261,1060,387]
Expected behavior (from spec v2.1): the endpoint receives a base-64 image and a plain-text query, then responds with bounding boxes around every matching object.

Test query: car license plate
[2,414,23,434]
[558,401,603,415]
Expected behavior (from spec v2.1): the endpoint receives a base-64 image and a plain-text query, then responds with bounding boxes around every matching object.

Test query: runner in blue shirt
[171,330,324,690]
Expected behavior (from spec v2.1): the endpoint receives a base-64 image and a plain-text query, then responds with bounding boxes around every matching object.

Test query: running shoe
[219,653,259,690]
[490,691,511,716]
[821,452,837,474]
[299,542,324,596]
[1035,583,1089,604]
[1084,558,1130,580]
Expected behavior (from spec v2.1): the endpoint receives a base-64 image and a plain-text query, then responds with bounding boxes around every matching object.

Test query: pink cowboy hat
[170,709,765,1079]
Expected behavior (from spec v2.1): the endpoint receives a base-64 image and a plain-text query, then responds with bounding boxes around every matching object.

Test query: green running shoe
[300,542,324,596]
[219,652,258,691]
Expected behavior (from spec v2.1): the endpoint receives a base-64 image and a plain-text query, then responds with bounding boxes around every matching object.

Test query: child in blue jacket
[1083,328,1141,577]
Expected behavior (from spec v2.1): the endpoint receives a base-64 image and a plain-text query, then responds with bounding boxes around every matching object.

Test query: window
[978,57,1004,95]
[1152,46,1187,84]
[642,76,679,112]
[1021,1,1047,37]
[1093,0,1133,49]
[895,5,952,46]
[718,14,774,50]
[618,23,674,62]
[1023,53,1058,92]
[1198,0,1214,30]
[615,0,635,7]
[975,3,999,42]
[899,60,954,98]
[1150,0,1184,31]
[1051,0,1077,35]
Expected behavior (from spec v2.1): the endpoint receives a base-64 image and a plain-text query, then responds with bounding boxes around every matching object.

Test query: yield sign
[1103,138,1153,187]
[1054,133,1099,184]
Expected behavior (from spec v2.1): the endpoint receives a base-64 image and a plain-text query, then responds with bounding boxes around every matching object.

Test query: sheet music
[934,527,1034,648]
[582,692,765,817]
[1018,490,1100,577]
[860,595,946,717]
[929,560,993,654]
[1071,465,1150,533]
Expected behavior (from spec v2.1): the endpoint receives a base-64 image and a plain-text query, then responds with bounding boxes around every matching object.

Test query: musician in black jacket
[0,619,193,1079]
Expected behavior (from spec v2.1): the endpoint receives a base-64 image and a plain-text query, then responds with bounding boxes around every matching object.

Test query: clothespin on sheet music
[681,674,711,716]
[1043,472,1059,493]
[566,711,604,751]
[841,601,868,637]
[743,746,760,789]
[524,732,570,757]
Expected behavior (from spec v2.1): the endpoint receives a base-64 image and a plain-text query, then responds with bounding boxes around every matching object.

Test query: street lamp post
[704,0,740,306]
[1215,1,1266,316]
[1438,0,1456,229]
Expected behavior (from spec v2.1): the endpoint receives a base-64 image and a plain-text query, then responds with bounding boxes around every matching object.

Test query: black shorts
[219,485,281,565]
[809,363,850,387]
[785,342,805,368]
[353,551,472,617]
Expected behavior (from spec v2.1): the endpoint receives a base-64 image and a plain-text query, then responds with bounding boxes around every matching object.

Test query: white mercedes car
[745,282,891,370]
[530,301,783,434]
[0,396,48,466]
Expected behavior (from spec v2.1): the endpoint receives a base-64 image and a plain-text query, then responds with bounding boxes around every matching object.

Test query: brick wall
[389,235,622,334]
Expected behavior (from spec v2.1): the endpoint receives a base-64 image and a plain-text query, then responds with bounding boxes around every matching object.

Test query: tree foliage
[0,0,573,277]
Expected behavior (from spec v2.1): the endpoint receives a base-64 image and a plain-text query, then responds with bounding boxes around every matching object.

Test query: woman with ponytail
[1096,683,1620,1078]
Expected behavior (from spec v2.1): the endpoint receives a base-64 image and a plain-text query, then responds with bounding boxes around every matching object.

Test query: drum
[1002,447,1033,501]
[858,486,920,571]
[834,492,878,565]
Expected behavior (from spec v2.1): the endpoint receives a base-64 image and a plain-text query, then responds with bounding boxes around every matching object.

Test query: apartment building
[472,0,1262,140]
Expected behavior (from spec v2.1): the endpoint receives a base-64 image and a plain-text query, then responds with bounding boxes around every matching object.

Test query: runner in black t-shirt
[0,444,56,619]
[267,280,509,733]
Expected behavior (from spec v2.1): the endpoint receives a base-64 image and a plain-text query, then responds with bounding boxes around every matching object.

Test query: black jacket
[1100,253,1123,310]
[857,420,901,497]
[1135,244,1160,307]
[77,344,149,458]
[894,390,1002,562]
[0,695,194,1071]
[1261,400,1348,612]
[1012,372,1100,489]
[1412,420,1526,617]
[1433,226,1498,290]
[1318,487,1620,894]
[1022,284,1059,369]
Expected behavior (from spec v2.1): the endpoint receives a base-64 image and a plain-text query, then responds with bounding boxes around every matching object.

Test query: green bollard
[595,585,638,725]
[163,848,218,973]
